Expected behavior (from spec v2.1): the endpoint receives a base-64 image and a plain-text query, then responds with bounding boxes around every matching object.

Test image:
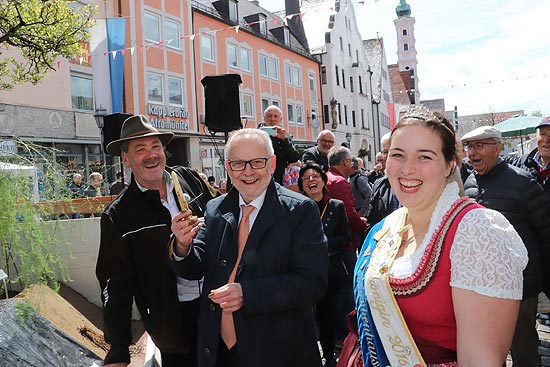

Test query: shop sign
[0,140,16,156]
[147,104,190,132]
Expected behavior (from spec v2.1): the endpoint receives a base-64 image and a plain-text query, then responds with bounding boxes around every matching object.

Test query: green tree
[531,111,543,117]
[0,0,96,90]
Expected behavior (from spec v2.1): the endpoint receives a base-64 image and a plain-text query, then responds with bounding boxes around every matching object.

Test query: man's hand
[208,283,244,312]
[103,363,128,367]
[275,126,287,140]
[171,210,204,256]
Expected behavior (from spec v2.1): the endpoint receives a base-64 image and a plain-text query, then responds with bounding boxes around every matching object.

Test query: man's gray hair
[225,128,274,159]
[263,104,282,117]
[89,172,102,181]
[351,157,361,170]
[328,146,351,167]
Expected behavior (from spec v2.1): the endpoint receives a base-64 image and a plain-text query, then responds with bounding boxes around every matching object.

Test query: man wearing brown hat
[96,114,217,366]
[462,125,550,367]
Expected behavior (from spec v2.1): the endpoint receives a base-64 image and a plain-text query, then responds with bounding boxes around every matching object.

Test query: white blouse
[390,182,528,300]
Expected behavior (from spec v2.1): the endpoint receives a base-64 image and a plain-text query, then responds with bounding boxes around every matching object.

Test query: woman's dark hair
[393,106,456,164]
[298,162,327,192]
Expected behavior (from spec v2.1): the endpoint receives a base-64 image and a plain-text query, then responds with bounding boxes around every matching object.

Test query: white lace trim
[390,182,527,300]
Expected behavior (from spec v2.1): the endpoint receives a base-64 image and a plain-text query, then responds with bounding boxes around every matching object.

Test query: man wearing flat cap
[508,116,550,199]
[96,114,217,366]
[462,125,550,367]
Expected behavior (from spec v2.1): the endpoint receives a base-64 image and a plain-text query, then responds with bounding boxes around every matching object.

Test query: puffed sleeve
[449,208,528,300]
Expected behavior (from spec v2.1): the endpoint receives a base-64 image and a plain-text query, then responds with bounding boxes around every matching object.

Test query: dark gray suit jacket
[175,180,328,367]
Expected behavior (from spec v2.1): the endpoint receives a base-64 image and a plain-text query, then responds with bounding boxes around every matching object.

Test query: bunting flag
[83,0,372,60]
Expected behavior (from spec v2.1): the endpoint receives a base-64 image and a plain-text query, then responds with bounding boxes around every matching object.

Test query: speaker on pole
[102,113,133,153]
[201,74,243,133]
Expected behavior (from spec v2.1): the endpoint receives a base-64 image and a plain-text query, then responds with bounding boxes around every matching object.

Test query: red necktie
[221,204,254,348]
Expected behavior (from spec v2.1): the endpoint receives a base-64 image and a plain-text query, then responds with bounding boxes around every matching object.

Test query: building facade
[0,0,323,189]
[301,0,376,167]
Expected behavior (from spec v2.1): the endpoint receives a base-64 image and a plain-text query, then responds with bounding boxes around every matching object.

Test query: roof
[388,64,411,105]
[493,115,544,138]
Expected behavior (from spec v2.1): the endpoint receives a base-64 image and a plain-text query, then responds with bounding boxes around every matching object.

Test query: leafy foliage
[0,139,72,293]
[0,0,96,90]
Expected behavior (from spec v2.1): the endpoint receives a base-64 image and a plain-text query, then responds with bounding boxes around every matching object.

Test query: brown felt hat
[106,114,174,156]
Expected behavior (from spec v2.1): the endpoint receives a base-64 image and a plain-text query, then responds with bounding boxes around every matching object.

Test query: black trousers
[216,338,240,367]
[160,298,201,367]
[316,271,343,360]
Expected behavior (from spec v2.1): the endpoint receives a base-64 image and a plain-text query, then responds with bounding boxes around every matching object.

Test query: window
[339,36,343,51]
[201,35,214,61]
[272,100,280,108]
[261,98,270,113]
[240,48,251,72]
[283,27,290,46]
[144,13,160,43]
[359,76,363,94]
[147,73,163,103]
[356,49,359,64]
[284,63,292,84]
[165,19,181,49]
[321,66,327,85]
[350,77,354,93]
[259,14,267,36]
[227,43,238,68]
[229,0,238,22]
[361,108,365,128]
[242,94,253,116]
[403,29,407,36]
[292,67,301,87]
[287,104,294,123]
[348,43,351,57]
[404,43,409,51]
[70,74,93,111]
[335,65,339,86]
[295,105,303,124]
[342,69,346,89]
[344,105,348,125]
[259,55,268,76]
[168,77,183,105]
[352,110,356,127]
[337,103,342,125]
[309,73,317,102]
[269,58,279,79]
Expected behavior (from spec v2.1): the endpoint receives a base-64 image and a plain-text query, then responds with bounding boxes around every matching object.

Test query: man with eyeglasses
[302,130,336,171]
[462,125,550,367]
[171,128,328,367]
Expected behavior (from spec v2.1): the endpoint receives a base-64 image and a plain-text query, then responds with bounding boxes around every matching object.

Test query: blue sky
[259,0,549,116]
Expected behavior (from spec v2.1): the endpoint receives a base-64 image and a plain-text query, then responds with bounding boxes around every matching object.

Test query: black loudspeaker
[201,74,243,133]
[102,113,133,153]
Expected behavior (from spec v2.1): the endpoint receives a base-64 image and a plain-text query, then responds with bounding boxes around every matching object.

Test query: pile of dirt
[0,283,147,366]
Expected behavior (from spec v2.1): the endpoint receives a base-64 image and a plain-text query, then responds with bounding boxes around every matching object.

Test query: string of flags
[63,0,379,63]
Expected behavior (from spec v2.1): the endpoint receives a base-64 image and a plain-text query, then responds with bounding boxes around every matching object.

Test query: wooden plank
[35,196,116,215]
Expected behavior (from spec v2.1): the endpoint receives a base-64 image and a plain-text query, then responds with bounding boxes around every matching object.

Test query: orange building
[116,0,323,180]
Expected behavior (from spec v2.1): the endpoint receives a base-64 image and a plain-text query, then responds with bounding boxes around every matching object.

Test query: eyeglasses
[463,142,498,151]
[227,158,269,171]
[302,174,322,181]
[319,138,334,145]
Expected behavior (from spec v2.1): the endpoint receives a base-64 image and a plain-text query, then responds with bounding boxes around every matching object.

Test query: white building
[300,0,376,165]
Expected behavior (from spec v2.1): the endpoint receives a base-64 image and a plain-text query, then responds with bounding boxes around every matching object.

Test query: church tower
[393,0,419,103]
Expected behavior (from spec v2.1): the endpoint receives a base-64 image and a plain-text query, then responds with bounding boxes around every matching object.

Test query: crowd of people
[92,108,550,367]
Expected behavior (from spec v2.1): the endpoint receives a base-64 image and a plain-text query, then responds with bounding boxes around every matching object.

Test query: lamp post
[94,106,109,195]
[345,132,352,150]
